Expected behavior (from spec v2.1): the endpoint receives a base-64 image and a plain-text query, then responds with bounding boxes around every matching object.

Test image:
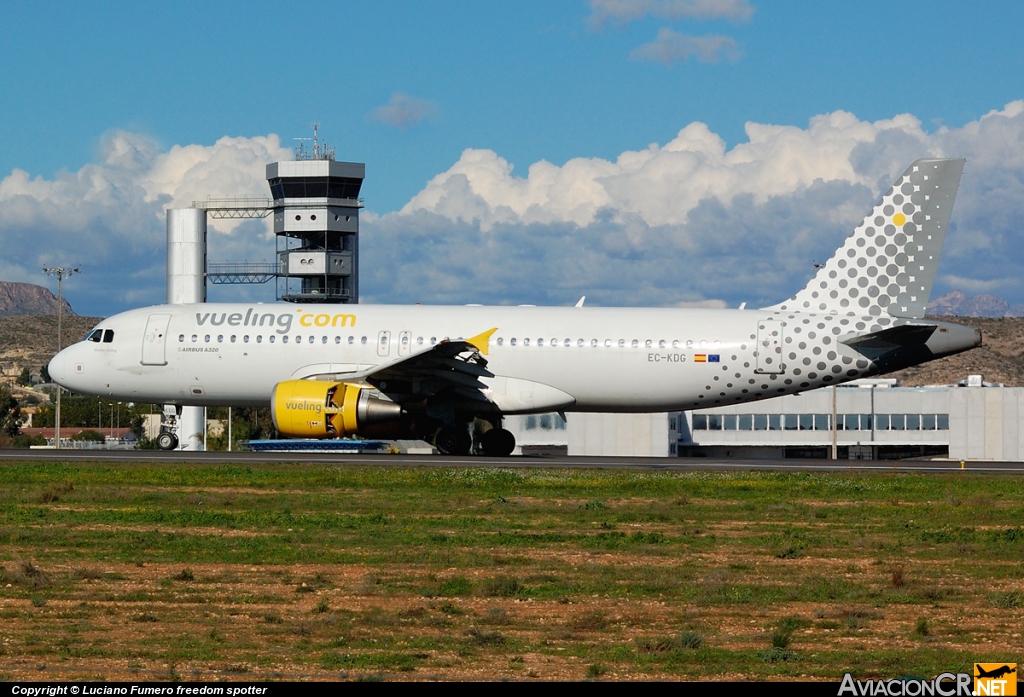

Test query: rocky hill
[0,282,75,317]
[927,290,1024,318]
[0,315,101,381]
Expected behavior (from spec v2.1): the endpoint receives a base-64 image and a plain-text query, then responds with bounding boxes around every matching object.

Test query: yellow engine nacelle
[271,380,402,439]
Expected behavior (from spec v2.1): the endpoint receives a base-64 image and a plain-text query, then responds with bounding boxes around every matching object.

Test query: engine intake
[271,380,402,439]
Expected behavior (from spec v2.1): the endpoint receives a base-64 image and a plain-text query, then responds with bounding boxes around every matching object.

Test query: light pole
[42,266,80,449]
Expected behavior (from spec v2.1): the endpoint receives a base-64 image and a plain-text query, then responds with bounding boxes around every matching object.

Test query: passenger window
[631,339,639,348]
[269,336,276,343]
[103,330,114,343]
[524,338,530,346]
[191,334,198,342]
[510,338,517,346]
[217,335,223,343]
[645,340,652,348]
[178,334,184,343]
[256,336,262,343]
[672,340,679,348]
[243,335,248,343]
[618,339,625,348]
[605,339,612,347]
[538,339,545,347]
[361,336,367,344]
[283,336,289,344]
[204,335,210,343]
[577,339,583,347]
[347,336,354,345]
[417,337,424,345]
[230,335,236,343]
[591,339,598,347]
[497,338,504,346]
[335,336,341,344]
[659,340,666,348]
[430,337,437,345]
[322,336,327,344]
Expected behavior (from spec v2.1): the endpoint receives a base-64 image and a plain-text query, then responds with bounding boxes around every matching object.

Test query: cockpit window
[86,329,103,342]
[102,329,114,343]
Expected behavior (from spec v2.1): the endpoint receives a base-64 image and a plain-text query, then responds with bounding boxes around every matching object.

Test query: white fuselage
[49,302,832,413]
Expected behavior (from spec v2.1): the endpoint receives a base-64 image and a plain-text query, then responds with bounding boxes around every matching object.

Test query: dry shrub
[890,564,906,588]
[7,559,49,589]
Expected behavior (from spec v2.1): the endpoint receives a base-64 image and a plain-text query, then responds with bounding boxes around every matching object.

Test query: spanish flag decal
[694,354,707,363]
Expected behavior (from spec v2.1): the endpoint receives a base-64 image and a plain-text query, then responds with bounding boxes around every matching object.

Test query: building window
[799,414,813,431]
[738,414,753,430]
[693,414,707,430]
[937,414,949,429]
[754,414,768,430]
[724,414,738,430]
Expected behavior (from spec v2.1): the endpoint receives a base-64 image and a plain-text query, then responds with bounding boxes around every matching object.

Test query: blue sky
[3,1,1024,315]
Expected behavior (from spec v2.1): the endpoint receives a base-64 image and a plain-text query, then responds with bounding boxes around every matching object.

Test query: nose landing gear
[157,404,180,451]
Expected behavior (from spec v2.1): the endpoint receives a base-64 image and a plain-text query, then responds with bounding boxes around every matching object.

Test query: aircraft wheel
[156,432,178,451]
[436,426,471,456]
[480,428,515,457]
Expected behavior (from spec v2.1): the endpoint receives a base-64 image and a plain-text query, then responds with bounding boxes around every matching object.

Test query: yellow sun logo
[893,213,907,226]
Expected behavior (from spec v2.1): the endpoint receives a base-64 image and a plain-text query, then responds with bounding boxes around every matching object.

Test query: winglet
[575,296,586,307]
[467,327,498,355]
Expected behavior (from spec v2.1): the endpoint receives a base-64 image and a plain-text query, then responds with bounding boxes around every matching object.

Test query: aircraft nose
[48,350,70,389]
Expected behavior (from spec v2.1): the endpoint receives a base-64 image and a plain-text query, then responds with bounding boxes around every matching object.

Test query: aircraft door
[377,331,391,357]
[141,313,172,366]
[398,331,411,356]
[755,318,784,374]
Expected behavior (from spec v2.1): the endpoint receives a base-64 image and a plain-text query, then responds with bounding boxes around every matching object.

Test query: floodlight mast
[42,266,80,450]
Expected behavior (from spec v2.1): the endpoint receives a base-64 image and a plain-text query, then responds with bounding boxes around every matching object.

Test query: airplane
[47,158,981,456]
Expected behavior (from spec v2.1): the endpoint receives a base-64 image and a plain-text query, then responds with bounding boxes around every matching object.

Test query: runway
[1,448,1023,473]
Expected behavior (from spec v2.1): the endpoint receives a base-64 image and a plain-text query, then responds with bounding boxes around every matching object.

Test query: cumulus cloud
[364,101,1024,308]
[0,132,290,314]
[630,29,740,64]
[587,0,754,28]
[369,92,435,129]
[5,102,1024,315]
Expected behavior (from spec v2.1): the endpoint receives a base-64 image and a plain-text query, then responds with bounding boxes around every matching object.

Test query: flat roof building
[503,376,1024,461]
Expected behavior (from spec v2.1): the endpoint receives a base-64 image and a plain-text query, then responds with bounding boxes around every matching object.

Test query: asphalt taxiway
[1,448,1022,473]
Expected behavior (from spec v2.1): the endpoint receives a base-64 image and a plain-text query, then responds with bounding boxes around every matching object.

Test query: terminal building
[504,376,1024,461]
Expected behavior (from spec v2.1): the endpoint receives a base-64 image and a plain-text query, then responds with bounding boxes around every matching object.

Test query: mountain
[0,282,75,317]
[926,290,1024,318]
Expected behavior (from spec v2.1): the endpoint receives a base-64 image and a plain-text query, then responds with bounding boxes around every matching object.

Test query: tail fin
[766,158,965,318]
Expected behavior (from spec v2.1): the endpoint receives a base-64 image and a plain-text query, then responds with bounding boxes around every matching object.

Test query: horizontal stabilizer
[841,324,936,351]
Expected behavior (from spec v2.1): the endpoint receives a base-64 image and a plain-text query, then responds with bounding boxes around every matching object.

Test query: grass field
[0,461,1021,681]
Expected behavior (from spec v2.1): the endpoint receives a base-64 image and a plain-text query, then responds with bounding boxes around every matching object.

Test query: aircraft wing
[341,328,499,405]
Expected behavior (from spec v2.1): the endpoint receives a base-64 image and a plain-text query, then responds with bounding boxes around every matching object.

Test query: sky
[2,1,1024,316]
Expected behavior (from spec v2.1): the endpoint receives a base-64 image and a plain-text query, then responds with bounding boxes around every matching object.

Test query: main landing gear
[479,427,516,457]
[434,424,516,457]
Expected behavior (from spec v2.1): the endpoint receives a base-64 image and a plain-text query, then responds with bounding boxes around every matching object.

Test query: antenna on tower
[293,122,334,161]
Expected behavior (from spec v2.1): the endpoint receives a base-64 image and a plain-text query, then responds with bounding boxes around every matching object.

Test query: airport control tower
[268,132,364,303]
